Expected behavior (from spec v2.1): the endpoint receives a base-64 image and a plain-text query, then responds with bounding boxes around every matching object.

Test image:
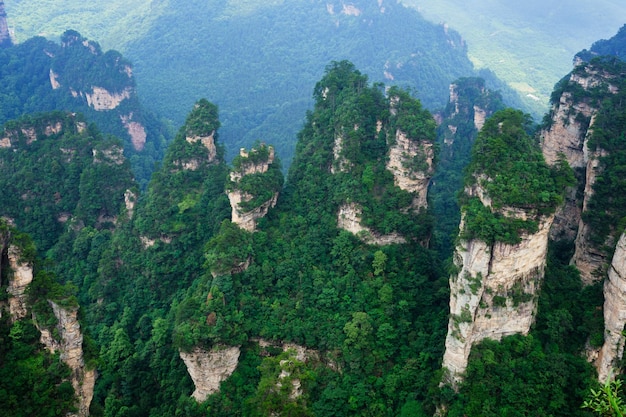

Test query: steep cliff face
[227,145,282,232]
[39,302,95,417]
[386,129,434,209]
[6,244,33,320]
[541,62,620,274]
[180,345,241,402]
[442,187,554,384]
[597,232,626,382]
[441,109,569,385]
[1,232,94,417]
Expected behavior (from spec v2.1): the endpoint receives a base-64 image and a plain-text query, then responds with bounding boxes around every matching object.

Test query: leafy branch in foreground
[583,377,626,417]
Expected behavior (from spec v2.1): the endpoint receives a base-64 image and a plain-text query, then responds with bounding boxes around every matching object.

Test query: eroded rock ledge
[337,203,405,245]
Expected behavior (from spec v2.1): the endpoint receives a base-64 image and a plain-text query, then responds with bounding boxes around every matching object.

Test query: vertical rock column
[39,302,96,417]
[597,232,626,382]
[442,212,553,385]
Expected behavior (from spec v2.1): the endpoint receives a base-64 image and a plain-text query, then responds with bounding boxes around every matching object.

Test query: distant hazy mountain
[404,0,626,116]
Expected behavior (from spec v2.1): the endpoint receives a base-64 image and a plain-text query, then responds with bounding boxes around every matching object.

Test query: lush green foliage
[468,108,574,210]
[0,52,620,417]
[459,108,574,244]
[0,112,134,253]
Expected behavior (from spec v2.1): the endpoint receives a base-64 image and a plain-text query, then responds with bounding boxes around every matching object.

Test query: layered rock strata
[540,63,619,277]
[6,245,33,320]
[441,186,554,385]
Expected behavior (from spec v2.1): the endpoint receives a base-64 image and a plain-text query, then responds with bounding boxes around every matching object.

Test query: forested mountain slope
[4,8,626,417]
[5,0,517,167]
[0,28,168,186]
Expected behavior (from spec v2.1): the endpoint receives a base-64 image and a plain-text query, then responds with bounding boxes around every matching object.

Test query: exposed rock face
[386,130,434,209]
[597,232,626,382]
[441,186,554,385]
[1,117,73,148]
[229,191,278,233]
[186,130,217,163]
[227,146,279,232]
[541,63,619,280]
[572,148,611,284]
[6,245,33,320]
[0,1,11,48]
[39,302,95,417]
[179,345,241,402]
[49,69,61,89]
[176,130,219,171]
[121,114,147,151]
[85,86,132,111]
[337,203,405,245]
[473,105,487,131]
[331,133,352,174]
[124,189,137,220]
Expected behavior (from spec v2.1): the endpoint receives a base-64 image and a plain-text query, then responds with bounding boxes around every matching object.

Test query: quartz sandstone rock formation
[386,129,434,209]
[337,203,405,245]
[3,242,94,417]
[172,130,218,171]
[179,346,241,402]
[86,86,132,111]
[227,146,279,232]
[597,232,626,382]
[441,183,554,385]
[6,245,33,320]
[541,63,619,276]
[39,302,95,417]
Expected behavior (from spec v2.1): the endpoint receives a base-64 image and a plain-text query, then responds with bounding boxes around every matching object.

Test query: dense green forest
[2,4,626,416]
[1,57,621,416]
